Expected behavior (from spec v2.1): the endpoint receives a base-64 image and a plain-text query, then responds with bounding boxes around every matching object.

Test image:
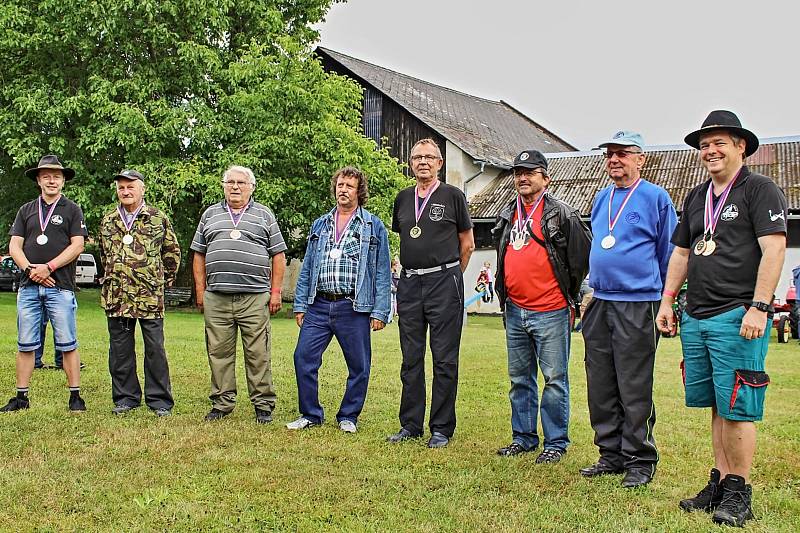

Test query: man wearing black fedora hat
[657,110,787,527]
[1,155,88,413]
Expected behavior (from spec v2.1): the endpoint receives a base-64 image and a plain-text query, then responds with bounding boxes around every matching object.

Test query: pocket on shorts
[729,369,770,418]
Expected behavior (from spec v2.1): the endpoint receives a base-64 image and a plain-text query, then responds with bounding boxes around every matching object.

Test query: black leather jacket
[492,193,592,314]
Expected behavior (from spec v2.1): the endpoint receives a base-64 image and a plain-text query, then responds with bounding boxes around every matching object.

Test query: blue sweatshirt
[589,179,677,301]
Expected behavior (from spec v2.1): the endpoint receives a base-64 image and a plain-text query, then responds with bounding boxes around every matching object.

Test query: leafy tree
[0,0,407,267]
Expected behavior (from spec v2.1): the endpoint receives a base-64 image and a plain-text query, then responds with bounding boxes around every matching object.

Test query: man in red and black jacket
[492,149,591,464]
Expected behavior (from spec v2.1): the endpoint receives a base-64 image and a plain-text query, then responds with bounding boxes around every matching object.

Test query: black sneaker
[0,396,30,412]
[69,395,87,412]
[536,448,566,464]
[254,407,272,424]
[712,475,755,527]
[204,408,230,421]
[497,442,532,457]
[112,403,137,415]
[679,468,722,512]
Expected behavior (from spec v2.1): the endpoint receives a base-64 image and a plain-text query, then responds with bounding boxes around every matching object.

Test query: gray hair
[223,165,256,186]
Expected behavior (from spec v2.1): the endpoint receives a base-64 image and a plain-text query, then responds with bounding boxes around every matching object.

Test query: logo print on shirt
[720,204,738,221]
[51,215,64,225]
[429,203,445,222]
[625,212,640,224]
[770,209,785,222]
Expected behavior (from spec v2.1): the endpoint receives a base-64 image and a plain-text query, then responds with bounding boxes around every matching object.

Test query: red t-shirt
[504,201,567,311]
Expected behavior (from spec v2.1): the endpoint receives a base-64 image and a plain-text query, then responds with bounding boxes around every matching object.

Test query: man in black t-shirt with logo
[387,138,475,448]
[2,155,88,413]
[657,111,786,527]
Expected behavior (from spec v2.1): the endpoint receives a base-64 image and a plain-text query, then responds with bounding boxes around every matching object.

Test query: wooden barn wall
[380,97,446,180]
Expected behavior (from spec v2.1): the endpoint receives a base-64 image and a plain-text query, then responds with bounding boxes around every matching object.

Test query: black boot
[712,474,754,527]
[679,468,722,512]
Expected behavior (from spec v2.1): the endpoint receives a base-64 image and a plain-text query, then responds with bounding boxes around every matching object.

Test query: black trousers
[397,266,464,437]
[108,317,174,410]
[582,299,659,470]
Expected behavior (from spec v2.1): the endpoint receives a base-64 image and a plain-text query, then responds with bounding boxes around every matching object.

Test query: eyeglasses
[222,180,251,188]
[410,155,441,163]
[603,149,642,159]
[513,169,546,179]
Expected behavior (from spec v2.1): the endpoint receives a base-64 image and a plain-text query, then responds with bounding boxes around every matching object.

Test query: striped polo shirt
[190,200,287,293]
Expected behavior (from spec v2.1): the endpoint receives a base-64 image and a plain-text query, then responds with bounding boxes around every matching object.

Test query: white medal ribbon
[37,195,61,244]
[117,202,145,245]
[606,178,642,239]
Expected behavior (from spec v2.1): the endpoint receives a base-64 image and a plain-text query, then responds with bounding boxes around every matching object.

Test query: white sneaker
[339,420,357,433]
[286,416,317,430]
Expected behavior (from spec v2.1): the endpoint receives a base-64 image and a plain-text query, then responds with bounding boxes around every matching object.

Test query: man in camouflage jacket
[99,169,181,416]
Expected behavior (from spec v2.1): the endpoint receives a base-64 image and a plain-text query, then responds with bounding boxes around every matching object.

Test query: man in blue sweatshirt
[580,131,677,488]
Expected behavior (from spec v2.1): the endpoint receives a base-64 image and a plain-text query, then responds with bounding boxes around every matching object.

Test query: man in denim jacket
[288,167,392,433]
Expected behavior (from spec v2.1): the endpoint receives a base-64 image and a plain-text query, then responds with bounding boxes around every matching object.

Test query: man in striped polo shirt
[191,165,287,423]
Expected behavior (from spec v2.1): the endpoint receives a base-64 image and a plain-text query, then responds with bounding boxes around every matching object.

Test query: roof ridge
[317,46,505,106]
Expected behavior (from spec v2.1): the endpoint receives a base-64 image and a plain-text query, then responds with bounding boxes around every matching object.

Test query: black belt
[317,291,354,301]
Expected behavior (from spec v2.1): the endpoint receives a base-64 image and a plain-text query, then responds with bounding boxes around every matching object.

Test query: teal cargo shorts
[679,306,770,421]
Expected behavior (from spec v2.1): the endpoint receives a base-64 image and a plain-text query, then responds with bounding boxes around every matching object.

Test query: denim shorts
[680,306,770,421]
[17,285,79,353]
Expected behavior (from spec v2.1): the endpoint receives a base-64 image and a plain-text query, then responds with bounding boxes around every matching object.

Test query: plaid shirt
[317,209,364,295]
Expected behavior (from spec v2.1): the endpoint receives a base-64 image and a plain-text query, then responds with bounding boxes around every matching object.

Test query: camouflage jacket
[99,204,181,318]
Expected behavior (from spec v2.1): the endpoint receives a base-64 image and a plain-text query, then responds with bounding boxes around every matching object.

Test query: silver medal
[122,234,134,245]
[512,237,525,251]
[230,229,241,240]
[329,248,343,259]
[601,235,616,249]
[36,234,48,245]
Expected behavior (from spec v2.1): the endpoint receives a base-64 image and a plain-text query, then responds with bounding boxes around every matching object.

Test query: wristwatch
[750,301,770,312]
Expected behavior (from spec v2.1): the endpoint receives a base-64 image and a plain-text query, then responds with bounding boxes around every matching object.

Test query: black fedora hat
[684,110,759,157]
[25,154,76,181]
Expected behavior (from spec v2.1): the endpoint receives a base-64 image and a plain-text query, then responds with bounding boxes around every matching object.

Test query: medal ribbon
[703,172,739,237]
[117,202,145,233]
[38,196,61,235]
[226,202,247,228]
[334,208,358,246]
[515,190,546,234]
[607,178,642,234]
[414,180,440,225]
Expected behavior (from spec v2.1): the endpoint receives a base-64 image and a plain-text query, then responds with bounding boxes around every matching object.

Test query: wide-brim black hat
[684,110,759,157]
[25,154,75,181]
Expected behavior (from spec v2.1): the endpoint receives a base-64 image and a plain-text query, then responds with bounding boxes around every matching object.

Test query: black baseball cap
[512,150,548,171]
[113,169,145,182]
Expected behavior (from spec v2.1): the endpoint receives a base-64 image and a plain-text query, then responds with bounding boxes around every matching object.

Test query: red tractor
[774,284,798,343]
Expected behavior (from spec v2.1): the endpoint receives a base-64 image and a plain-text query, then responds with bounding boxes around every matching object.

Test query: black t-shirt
[672,167,787,319]
[392,182,473,269]
[10,195,88,292]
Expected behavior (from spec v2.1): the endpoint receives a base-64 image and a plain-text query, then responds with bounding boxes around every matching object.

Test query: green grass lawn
[0,289,797,531]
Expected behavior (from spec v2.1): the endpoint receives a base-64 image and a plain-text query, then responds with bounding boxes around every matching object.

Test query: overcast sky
[317,0,800,150]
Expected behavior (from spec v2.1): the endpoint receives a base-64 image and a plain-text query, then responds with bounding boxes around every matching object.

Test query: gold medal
[702,239,716,256]
[693,239,706,255]
[410,226,422,239]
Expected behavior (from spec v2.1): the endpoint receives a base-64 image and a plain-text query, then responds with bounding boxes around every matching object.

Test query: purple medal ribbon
[117,202,145,233]
[226,203,245,228]
[334,208,357,246]
[607,178,642,235]
[38,195,61,235]
[703,171,739,237]
[414,180,440,225]
[515,190,546,234]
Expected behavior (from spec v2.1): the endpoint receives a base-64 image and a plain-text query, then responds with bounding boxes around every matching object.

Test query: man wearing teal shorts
[656,110,786,528]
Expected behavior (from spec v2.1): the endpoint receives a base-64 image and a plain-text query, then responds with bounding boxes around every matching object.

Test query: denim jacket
[293,206,392,323]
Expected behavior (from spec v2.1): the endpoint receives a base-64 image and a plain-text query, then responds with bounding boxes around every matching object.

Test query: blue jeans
[293,296,372,423]
[505,301,571,451]
[34,306,64,368]
[17,285,78,353]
